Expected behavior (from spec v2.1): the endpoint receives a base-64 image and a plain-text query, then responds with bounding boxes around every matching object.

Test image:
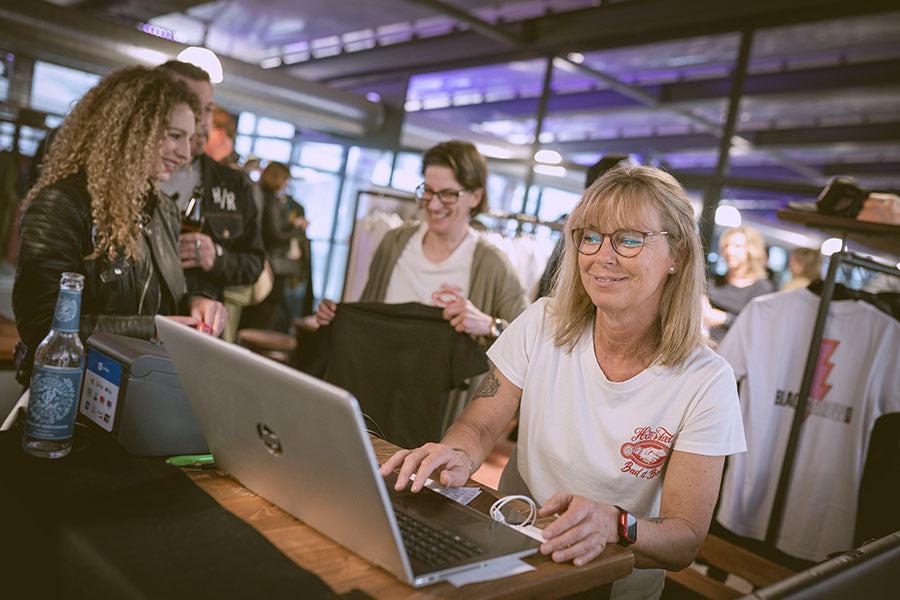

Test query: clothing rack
[480,208,564,232]
[339,187,418,302]
[767,210,900,547]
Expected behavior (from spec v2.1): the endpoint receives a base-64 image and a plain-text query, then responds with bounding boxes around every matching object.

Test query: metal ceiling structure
[6,0,900,233]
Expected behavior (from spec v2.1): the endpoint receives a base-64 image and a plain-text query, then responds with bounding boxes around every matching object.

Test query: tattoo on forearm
[474,369,500,398]
[648,517,668,524]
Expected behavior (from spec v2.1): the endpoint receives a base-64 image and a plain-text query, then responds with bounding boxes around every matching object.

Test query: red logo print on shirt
[619,426,673,480]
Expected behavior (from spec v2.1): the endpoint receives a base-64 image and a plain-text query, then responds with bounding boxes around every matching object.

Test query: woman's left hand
[442,297,493,336]
[189,296,228,337]
[538,493,619,566]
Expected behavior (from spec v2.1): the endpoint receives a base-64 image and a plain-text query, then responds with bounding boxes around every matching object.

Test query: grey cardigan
[359,223,528,326]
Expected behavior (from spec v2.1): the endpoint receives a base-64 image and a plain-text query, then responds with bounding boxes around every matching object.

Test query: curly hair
[25,66,200,260]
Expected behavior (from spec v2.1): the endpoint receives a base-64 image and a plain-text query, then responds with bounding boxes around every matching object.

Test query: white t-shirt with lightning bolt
[716,288,900,561]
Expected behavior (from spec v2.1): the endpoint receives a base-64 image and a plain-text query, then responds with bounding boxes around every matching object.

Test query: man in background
[156,61,265,341]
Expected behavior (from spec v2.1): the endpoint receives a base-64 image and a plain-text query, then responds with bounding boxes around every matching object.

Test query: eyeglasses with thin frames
[572,228,669,258]
[415,183,470,206]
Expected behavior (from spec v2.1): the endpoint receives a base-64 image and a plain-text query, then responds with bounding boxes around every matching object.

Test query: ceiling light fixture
[178,46,224,83]
[820,237,844,256]
[534,149,562,164]
[534,164,567,177]
[714,205,742,228]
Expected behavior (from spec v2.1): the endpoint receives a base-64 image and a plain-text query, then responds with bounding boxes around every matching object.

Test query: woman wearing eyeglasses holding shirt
[381,166,746,600]
[315,140,526,339]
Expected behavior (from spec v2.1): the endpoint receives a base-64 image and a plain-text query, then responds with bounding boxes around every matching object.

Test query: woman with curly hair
[13,66,227,383]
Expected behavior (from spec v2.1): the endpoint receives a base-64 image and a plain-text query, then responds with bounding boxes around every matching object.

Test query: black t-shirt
[708,276,775,341]
[309,302,489,449]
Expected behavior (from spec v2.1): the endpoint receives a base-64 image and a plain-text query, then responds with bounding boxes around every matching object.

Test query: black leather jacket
[13,172,194,383]
[187,155,265,300]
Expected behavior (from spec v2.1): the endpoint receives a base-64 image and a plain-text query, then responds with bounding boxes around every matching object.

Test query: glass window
[298,141,344,172]
[256,116,295,139]
[252,137,292,163]
[237,112,257,135]
[287,168,341,240]
[391,152,422,192]
[346,146,393,188]
[537,187,580,222]
[325,243,349,301]
[234,135,252,157]
[310,240,331,300]
[30,61,101,115]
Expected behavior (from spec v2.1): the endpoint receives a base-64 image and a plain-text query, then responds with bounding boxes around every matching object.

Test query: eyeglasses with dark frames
[572,228,669,258]
[415,183,470,206]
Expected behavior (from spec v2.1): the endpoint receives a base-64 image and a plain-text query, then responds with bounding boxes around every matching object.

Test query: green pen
[166,454,216,468]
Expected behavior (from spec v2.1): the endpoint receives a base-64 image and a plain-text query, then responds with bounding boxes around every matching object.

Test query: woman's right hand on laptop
[314,299,337,326]
[381,443,472,492]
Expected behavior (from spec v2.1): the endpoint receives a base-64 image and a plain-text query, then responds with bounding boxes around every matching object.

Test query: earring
[667,266,676,274]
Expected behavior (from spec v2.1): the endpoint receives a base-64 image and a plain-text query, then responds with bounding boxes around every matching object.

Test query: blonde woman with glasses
[382,166,746,600]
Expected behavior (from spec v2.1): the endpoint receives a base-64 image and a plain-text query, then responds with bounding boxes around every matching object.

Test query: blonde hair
[25,66,199,260]
[719,225,767,281]
[550,165,704,367]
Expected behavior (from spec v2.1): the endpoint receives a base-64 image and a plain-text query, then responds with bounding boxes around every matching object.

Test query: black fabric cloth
[856,413,900,545]
[0,422,338,599]
[303,302,489,449]
[13,171,196,384]
[185,154,265,301]
[708,276,775,341]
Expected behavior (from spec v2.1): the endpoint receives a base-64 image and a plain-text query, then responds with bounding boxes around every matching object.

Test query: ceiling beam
[544,121,900,154]
[284,0,897,83]
[406,0,524,47]
[397,58,900,124]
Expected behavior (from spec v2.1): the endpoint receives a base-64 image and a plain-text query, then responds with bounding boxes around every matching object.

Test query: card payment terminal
[79,332,208,456]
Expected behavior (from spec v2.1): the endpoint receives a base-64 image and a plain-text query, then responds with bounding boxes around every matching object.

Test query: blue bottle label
[52,289,82,333]
[25,365,84,441]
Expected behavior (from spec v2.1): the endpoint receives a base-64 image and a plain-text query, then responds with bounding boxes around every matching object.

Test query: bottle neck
[51,288,82,333]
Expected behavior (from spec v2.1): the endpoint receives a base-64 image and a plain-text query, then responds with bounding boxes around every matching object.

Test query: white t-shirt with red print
[487,298,747,516]
[487,299,745,600]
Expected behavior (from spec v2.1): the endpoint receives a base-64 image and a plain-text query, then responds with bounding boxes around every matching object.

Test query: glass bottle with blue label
[22,272,86,458]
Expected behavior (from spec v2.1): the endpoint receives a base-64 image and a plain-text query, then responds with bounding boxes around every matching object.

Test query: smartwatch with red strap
[615,506,637,546]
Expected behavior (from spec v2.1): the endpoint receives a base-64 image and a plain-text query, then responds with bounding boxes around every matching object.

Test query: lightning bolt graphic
[806,338,839,420]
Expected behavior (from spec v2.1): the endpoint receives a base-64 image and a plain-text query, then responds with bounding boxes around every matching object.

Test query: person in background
[205,106,237,164]
[381,166,746,600]
[703,224,774,342]
[155,61,265,326]
[200,105,260,341]
[316,140,526,339]
[782,247,822,291]
[13,67,227,383]
[243,161,310,332]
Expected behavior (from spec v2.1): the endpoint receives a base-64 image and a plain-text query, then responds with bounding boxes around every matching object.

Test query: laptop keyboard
[394,509,485,568]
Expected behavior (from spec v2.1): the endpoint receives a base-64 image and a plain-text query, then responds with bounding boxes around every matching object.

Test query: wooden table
[187,437,634,599]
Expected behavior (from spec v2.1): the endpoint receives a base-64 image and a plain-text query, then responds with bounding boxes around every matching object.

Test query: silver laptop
[156,317,539,588]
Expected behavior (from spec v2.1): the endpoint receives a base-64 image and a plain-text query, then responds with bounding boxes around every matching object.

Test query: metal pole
[765,245,844,545]
[699,30,754,260]
[521,56,554,214]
